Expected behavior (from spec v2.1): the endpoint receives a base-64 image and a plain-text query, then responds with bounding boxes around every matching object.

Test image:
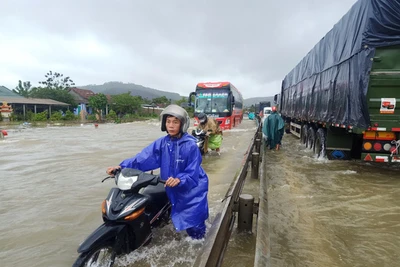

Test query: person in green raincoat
[197,113,223,155]
[262,106,285,150]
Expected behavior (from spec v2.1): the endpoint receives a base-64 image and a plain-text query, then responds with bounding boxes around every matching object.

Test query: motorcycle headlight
[117,173,138,190]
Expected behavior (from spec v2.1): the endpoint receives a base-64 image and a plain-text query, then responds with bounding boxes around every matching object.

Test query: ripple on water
[266,134,400,267]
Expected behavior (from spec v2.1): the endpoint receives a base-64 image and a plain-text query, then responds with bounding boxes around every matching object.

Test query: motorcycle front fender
[77,223,126,254]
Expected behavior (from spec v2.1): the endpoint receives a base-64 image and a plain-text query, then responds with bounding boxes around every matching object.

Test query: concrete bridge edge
[254,136,269,266]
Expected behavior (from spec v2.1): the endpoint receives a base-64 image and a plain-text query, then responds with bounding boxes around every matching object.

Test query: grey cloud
[0,0,358,98]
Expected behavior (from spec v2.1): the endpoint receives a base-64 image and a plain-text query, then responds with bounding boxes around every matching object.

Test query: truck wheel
[315,128,326,158]
[300,125,309,145]
[307,127,316,150]
[285,122,290,134]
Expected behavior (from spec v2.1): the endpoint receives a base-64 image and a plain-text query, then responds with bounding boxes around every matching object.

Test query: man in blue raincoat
[262,106,285,150]
[106,104,209,239]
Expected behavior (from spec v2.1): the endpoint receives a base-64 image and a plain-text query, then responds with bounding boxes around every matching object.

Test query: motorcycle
[73,168,171,267]
[191,128,208,155]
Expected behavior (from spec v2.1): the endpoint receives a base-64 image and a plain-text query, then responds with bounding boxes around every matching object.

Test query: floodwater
[265,133,400,267]
[2,119,400,267]
[0,119,256,267]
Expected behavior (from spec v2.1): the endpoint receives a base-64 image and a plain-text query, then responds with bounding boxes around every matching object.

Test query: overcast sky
[0,0,358,99]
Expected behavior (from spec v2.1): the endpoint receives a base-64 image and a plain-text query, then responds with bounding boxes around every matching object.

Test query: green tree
[30,87,77,107]
[38,71,75,90]
[106,110,117,121]
[152,96,169,106]
[32,110,48,121]
[174,97,188,106]
[88,93,108,118]
[110,93,143,115]
[174,96,193,114]
[64,110,77,120]
[50,111,63,121]
[30,71,77,107]
[13,80,32,97]
[142,97,152,104]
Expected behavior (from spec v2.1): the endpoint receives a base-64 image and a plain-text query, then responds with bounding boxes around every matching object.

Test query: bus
[188,81,244,130]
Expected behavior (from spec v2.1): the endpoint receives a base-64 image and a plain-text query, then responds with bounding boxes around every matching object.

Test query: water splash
[116,225,204,267]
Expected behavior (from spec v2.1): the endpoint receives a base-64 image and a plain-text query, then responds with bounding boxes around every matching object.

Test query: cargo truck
[255,101,271,117]
[277,0,400,163]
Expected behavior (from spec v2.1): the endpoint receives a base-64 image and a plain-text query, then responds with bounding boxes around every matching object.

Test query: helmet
[197,112,208,124]
[272,106,277,112]
[160,104,190,133]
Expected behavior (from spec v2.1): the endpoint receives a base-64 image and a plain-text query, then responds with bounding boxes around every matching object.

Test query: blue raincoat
[119,133,209,231]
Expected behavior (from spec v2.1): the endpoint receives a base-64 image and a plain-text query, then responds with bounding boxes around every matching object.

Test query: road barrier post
[257,131,262,140]
[255,138,261,153]
[251,152,259,179]
[238,194,254,232]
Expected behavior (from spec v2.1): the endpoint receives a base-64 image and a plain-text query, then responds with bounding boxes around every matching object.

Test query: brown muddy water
[0,119,256,267]
[2,120,399,267]
[264,133,400,267]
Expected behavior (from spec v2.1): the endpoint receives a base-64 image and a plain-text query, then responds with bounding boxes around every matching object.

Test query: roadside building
[0,86,69,121]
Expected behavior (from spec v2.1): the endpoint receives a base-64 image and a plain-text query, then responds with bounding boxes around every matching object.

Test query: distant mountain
[78,81,274,106]
[244,96,275,107]
[79,82,182,101]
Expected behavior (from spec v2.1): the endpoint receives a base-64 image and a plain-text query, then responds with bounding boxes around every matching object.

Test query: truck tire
[315,128,327,158]
[307,127,316,150]
[300,125,309,145]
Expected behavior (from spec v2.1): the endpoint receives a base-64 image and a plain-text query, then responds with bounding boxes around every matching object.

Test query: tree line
[12,71,191,122]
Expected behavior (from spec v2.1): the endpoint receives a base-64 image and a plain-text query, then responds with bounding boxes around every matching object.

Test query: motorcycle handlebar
[105,167,166,184]
[111,168,121,176]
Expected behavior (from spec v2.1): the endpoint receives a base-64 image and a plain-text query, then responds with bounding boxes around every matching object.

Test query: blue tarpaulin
[281,0,400,129]
[248,112,255,120]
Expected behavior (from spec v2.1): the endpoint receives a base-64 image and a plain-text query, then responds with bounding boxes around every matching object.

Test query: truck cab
[263,107,272,121]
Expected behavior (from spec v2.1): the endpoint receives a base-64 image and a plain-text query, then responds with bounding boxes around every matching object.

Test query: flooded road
[266,133,400,267]
[0,119,256,267]
[2,119,400,267]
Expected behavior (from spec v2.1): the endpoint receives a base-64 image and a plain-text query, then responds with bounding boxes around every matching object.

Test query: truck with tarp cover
[277,0,400,163]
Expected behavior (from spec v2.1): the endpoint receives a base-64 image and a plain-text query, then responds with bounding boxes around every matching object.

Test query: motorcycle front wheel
[73,245,116,267]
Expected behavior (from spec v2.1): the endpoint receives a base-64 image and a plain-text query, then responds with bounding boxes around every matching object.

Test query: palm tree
[13,80,32,97]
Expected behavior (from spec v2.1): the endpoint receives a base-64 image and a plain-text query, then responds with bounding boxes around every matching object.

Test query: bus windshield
[195,89,230,113]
